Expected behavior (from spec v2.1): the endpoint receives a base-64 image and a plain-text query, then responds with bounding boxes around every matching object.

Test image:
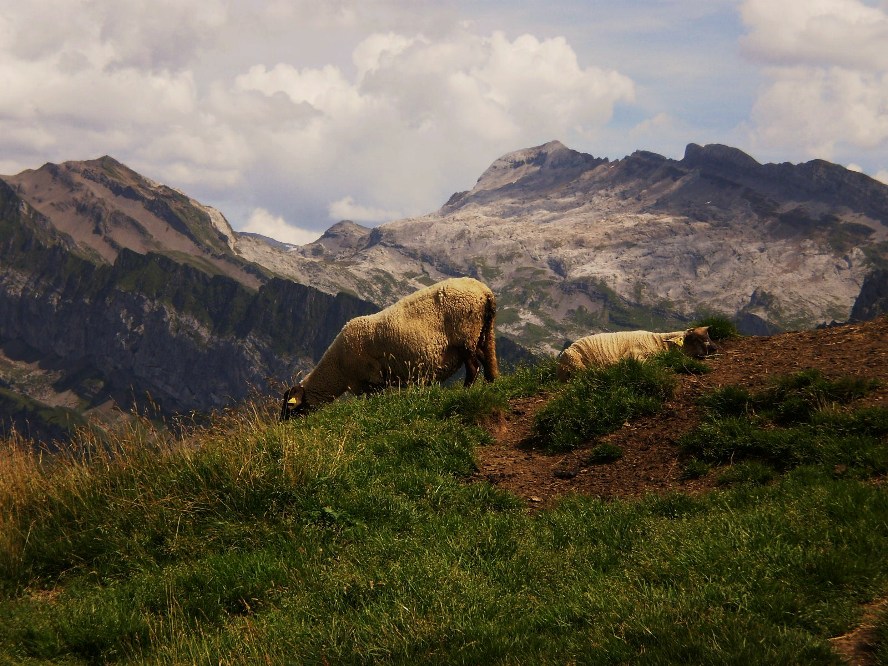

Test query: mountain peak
[454,140,605,205]
[311,220,373,254]
[682,143,761,172]
[86,155,125,168]
[2,157,258,287]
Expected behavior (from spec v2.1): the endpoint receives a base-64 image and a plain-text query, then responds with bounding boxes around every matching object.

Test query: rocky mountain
[3,156,263,286]
[238,140,888,352]
[0,165,377,443]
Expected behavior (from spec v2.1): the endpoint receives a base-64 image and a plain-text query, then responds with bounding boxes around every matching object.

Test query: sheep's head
[674,326,718,358]
[280,385,309,421]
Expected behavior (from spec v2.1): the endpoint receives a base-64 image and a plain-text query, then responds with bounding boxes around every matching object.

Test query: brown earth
[475,315,888,508]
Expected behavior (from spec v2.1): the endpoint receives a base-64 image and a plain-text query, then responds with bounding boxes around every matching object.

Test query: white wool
[298,277,498,407]
[557,330,685,381]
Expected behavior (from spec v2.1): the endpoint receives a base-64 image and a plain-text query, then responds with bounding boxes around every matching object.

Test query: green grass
[585,443,623,464]
[692,314,739,341]
[682,370,888,478]
[651,347,711,375]
[1,361,887,664]
[875,604,888,665]
[533,358,676,451]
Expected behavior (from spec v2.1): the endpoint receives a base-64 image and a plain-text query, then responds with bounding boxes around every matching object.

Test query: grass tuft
[585,443,623,465]
[533,358,676,451]
[692,314,740,341]
[651,347,711,375]
[683,370,887,476]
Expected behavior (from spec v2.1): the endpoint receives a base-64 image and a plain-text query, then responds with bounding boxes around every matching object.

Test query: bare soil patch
[830,596,888,666]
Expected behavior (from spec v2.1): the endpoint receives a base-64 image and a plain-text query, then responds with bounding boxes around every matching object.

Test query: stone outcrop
[850,269,888,321]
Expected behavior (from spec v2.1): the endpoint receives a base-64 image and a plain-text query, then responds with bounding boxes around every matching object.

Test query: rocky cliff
[851,269,888,322]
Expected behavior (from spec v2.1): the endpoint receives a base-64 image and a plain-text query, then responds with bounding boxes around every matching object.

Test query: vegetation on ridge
[0,350,886,664]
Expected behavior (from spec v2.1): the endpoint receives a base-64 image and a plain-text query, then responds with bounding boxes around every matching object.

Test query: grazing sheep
[556,326,717,381]
[280,277,499,419]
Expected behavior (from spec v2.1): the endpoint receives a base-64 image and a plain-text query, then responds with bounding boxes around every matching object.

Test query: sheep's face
[280,385,308,421]
[680,326,718,358]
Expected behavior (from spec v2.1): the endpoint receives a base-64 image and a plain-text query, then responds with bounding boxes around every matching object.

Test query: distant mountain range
[239,140,888,346]
[2,142,886,442]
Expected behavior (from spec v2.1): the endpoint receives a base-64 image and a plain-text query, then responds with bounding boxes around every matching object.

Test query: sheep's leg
[464,354,480,386]
[478,300,499,382]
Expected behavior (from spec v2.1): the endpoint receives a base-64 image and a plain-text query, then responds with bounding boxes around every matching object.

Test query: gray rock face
[851,269,888,321]
[236,141,888,353]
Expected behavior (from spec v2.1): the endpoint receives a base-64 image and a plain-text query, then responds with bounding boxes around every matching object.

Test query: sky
[2,1,888,245]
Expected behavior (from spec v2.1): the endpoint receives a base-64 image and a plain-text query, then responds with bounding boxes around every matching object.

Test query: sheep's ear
[666,336,684,348]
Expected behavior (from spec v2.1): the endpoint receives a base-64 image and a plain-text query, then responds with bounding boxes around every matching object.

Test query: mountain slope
[477,314,888,506]
[0,174,377,440]
[238,141,888,351]
[4,156,264,287]
[3,142,886,441]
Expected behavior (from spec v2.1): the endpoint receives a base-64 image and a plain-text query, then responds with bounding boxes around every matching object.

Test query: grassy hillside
[1,344,887,664]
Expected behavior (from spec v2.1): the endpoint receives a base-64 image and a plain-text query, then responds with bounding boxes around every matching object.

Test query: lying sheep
[280,277,499,419]
[556,326,717,381]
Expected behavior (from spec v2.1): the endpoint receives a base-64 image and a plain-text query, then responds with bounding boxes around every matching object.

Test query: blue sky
[1,0,886,244]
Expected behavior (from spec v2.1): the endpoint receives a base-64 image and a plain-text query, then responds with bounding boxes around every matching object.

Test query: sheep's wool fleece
[558,330,684,379]
[303,277,493,402]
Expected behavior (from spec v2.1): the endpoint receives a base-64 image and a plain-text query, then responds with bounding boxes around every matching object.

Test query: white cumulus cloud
[241,208,321,246]
[0,1,640,239]
[226,26,636,227]
[740,0,888,176]
[22,2,888,243]
[740,0,888,70]
[328,196,403,224]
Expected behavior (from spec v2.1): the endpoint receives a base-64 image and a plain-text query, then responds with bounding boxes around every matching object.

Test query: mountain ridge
[3,155,262,286]
[248,140,886,351]
[0,174,379,441]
